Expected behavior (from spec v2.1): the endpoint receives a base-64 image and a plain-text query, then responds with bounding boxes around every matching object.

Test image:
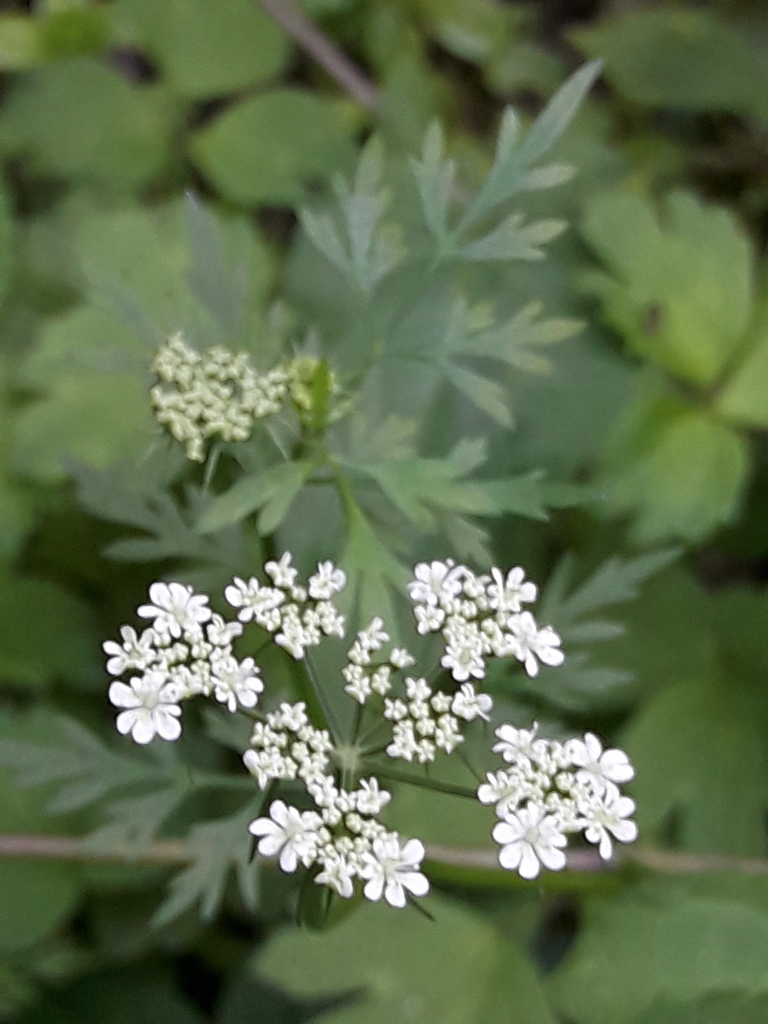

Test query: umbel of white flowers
[150,333,337,462]
[104,556,637,909]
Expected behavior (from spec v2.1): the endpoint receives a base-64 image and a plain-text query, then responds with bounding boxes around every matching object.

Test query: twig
[256,0,378,110]
[4,832,768,877]
[425,844,768,876]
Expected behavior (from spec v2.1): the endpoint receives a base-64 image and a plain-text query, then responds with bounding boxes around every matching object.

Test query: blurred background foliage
[1,0,768,1021]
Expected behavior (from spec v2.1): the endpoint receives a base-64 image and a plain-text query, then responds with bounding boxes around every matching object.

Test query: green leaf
[623,675,768,854]
[190,89,356,207]
[600,375,749,544]
[552,882,768,1024]
[300,138,403,293]
[410,121,455,238]
[572,8,768,118]
[342,502,409,630]
[197,461,313,535]
[0,714,164,814]
[457,214,566,262]
[462,59,601,228]
[0,575,100,688]
[256,896,557,1024]
[717,322,768,429]
[0,15,41,69]
[153,801,261,926]
[0,57,171,192]
[116,0,290,99]
[581,190,753,387]
[11,307,156,483]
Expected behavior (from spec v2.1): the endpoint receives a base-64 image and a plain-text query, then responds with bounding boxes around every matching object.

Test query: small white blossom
[407,560,463,607]
[308,561,346,600]
[355,778,392,816]
[492,804,567,879]
[265,552,299,589]
[580,784,638,859]
[487,566,537,613]
[507,612,564,677]
[103,626,157,676]
[248,800,324,872]
[360,835,430,908]
[137,582,211,639]
[109,671,182,744]
[451,683,493,721]
[565,733,635,794]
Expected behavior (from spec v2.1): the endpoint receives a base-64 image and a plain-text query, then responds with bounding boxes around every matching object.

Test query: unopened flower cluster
[151,334,336,462]
[104,554,638,908]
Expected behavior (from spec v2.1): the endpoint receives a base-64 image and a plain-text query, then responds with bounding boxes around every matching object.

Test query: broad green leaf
[600,376,749,544]
[190,89,356,206]
[581,190,753,387]
[552,883,768,1024]
[633,992,768,1024]
[116,0,290,99]
[17,969,207,1024]
[623,675,768,854]
[572,8,768,118]
[0,15,40,69]
[256,896,556,1024]
[717,323,768,429]
[11,307,156,482]
[0,575,100,688]
[0,57,171,192]
[197,461,313,535]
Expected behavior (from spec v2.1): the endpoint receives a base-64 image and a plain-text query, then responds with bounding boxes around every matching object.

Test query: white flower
[224,577,284,624]
[492,804,567,879]
[360,835,430,908]
[265,552,298,589]
[249,800,324,872]
[441,641,485,682]
[451,683,493,721]
[407,560,464,607]
[355,778,392,816]
[581,785,638,859]
[487,566,537,613]
[308,561,346,600]
[565,733,635,793]
[357,617,389,651]
[109,670,182,744]
[137,582,211,639]
[103,626,157,676]
[390,647,415,669]
[507,612,564,677]
[210,655,264,712]
[492,722,542,763]
[414,603,446,634]
[315,851,356,898]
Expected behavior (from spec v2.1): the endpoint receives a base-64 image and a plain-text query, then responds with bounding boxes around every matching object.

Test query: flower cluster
[244,702,428,907]
[150,332,289,461]
[104,581,262,743]
[104,553,638,909]
[225,553,346,658]
[407,560,564,680]
[479,724,637,877]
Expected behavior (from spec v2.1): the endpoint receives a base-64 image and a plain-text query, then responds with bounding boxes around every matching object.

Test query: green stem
[370,764,478,800]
